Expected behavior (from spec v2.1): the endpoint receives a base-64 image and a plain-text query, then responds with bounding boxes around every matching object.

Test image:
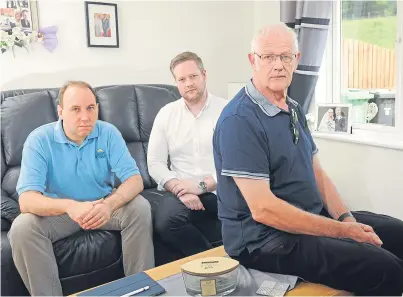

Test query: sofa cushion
[1,91,57,166]
[2,166,20,200]
[1,218,11,231]
[1,88,58,103]
[1,145,6,182]
[136,86,179,142]
[1,232,29,296]
[1,190,20,225]
[97,86,141,142]
[54,230,122,278]
[126,142,153,189]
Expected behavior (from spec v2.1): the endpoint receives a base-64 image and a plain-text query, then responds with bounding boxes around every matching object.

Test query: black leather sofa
[1,84,222,296]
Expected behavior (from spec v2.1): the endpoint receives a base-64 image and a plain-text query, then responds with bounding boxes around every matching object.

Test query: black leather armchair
[1,84,222,296]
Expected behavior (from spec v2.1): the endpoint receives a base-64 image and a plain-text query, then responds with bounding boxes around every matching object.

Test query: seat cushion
[1,218,11,231]
[1,231,30,296]
[1,192,20,225]
[54,230,122,278]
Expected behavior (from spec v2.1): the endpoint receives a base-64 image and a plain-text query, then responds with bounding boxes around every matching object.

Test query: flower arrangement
[1,27,38,54]
[0,26,58,55]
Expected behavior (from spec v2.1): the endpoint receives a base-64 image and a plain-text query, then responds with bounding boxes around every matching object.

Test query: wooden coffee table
[73,246,350,296]
[145,246,349,296]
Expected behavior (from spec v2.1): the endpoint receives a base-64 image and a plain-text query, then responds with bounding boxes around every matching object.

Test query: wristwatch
[337,211,354,222]
[198,181,208,193]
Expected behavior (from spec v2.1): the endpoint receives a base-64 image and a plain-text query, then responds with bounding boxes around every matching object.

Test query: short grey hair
[251,22,299,53]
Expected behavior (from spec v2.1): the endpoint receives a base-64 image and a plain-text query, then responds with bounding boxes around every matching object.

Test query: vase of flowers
[0,27,42,55]
[1,25,58,55]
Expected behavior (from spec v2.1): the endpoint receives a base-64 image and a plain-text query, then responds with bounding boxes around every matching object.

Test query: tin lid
[181,257,239,277]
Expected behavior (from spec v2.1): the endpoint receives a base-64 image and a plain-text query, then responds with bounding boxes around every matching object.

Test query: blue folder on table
[77,272,166,296]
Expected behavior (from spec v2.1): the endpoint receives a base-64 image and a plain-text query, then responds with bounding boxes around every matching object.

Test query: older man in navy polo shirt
[213,23,403,296]
[8,81,154,296]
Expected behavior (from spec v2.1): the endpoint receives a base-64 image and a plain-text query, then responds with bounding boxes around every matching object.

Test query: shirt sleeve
[108,126,140,183]
[147,109,178,191]
[296,104,318,155]
[216,115,271,180]
[16,135,48,196]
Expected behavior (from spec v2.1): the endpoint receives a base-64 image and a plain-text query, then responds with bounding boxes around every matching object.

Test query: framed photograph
[85,1,119,48]
[315,103,352,134]
[0,0,39,32]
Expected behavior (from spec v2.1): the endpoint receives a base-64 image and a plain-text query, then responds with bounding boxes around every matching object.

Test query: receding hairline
[58,81,97,106]
[251,22,299,53]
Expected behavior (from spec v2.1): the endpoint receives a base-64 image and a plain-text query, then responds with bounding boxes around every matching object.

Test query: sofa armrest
[1,218,11,231]
[1,191,20,226]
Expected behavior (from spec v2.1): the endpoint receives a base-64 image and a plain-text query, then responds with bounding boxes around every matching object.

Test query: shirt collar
[54,119,99,144]
[245,79,298,117]
[181,92,211,113]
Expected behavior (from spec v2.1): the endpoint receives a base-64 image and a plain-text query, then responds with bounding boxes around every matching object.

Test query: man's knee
[124,195,152,226]
[377,255,403,291]
[362,249,403,294]
[154,198,189,235]
[8,213,42,247]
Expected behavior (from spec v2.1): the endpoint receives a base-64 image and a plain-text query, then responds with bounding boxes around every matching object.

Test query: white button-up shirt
[147,93,228,191]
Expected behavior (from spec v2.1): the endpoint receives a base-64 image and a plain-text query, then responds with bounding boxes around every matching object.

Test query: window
[314,0,403,139]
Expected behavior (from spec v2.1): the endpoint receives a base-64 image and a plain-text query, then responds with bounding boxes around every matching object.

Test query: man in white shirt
[147,52,227,256]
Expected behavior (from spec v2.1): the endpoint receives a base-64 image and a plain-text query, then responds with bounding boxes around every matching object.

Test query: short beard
[183,87,205,103]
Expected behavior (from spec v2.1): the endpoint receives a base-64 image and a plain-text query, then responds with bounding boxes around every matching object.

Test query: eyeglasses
[254,53,296,64]
[290,109,299,145]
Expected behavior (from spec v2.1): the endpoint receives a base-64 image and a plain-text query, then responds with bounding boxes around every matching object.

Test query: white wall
[225,1,281,99]
[314,137,403,220]
[0,0,260,98]
[253,0,280,33]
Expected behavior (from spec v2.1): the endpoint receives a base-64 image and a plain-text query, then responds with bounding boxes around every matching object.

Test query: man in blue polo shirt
[8,81,154,296]
[213,23,403,296]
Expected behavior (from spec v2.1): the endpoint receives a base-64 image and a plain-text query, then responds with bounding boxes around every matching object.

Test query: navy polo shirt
[17,120,140,201]
[213,80,323,257]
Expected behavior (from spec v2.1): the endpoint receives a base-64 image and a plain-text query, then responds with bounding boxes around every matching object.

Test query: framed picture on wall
[0,0,39,33]
[315,103,352,134]
[84,1,119,48]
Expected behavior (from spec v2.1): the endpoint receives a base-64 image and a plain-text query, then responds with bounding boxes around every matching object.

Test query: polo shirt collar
[54,120,99,144]
[245,79,298,117]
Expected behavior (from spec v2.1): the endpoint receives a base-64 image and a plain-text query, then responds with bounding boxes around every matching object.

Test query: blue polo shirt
[213,80,323,257]
[16,120,140,201]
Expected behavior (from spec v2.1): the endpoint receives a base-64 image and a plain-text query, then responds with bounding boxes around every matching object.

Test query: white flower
[0,30,11,42]
[0,31,14,47]
[1,28,44,55]
[20,33,31,44]
[12,27,22,35]
[6,39,15,47]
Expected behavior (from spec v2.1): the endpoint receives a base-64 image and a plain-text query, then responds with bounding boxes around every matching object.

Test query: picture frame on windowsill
[315,103,352,134]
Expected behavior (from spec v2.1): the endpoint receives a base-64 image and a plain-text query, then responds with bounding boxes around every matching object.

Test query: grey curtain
[281,1,332,113]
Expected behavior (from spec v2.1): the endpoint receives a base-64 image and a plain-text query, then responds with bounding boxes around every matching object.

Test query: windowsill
[312,131,403,151]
